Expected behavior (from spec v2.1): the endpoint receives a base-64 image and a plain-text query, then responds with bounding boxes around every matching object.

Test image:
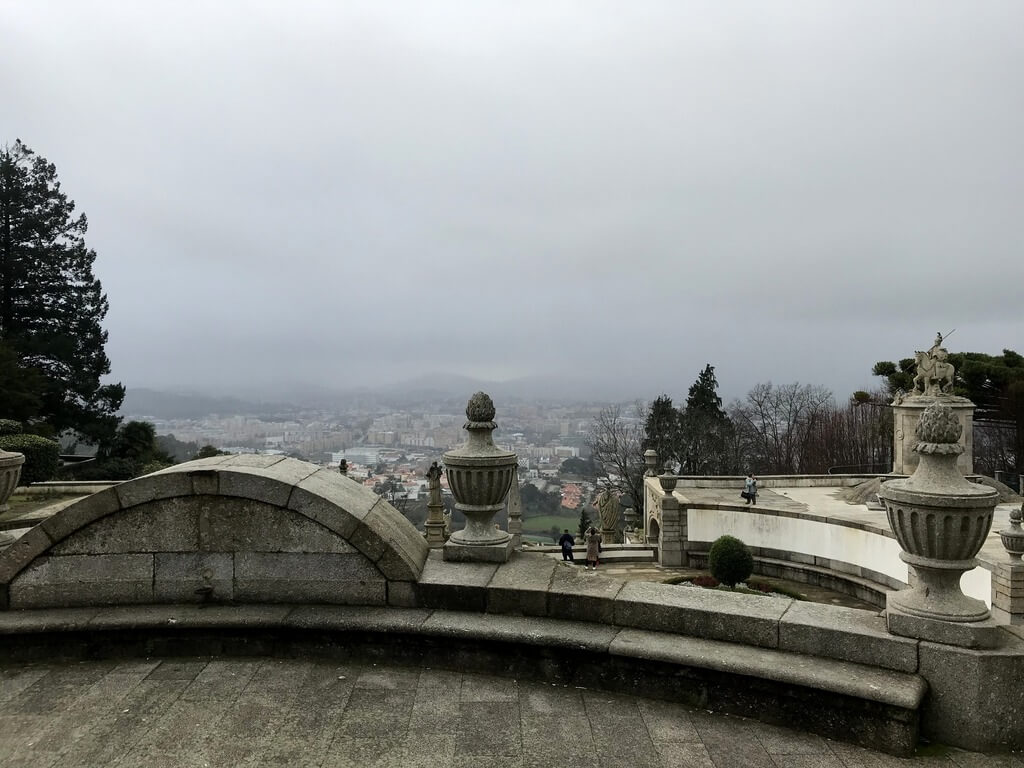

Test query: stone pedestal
[506,478,523,549]
[442,393,516,564]
[424,516,446,549]
[892,395,974,475]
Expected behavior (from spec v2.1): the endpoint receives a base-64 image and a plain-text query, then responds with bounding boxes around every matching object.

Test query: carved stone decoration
[912,332,955,397]
[597,489,620,541]
[0,449,25,548]
[879,401,1000,647]
[623,506,636,533]
[506,472,523,549]
[643,449,658,477]
[442,392,516,563]
[891,338,974,475]
[1000,504,1024,560]
[423,461,446,549]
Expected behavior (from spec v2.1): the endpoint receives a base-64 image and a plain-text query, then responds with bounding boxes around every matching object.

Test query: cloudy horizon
[4,1,1021,406]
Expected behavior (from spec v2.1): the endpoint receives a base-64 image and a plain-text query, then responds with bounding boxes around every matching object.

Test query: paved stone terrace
[0,657,1016,768]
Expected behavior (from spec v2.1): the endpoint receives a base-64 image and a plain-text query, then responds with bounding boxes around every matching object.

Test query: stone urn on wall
[442,392,517,563]
[879,401,999,647]
[0,449,26,546]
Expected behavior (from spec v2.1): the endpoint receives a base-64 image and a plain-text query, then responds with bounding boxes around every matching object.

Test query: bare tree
[729,383,834,474]
[586,403,646,509]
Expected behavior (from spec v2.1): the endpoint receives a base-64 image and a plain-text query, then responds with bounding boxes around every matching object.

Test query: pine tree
[0,140,123,441]
[642,394,681,469]
[679,364,733,474]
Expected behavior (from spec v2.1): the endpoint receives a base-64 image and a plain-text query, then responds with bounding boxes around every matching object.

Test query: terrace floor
[1,657,1017,768]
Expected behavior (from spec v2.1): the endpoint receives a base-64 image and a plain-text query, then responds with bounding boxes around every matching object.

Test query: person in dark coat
[585,526,602,570]
[558,529,576,561]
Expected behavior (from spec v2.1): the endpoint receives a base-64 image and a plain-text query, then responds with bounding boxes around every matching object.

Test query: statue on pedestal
[423,461,447,548]
[912,331,955,396]
[597,489,620,539]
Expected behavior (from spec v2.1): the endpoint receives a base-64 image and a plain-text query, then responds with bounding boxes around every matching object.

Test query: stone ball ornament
[465,391,496,424]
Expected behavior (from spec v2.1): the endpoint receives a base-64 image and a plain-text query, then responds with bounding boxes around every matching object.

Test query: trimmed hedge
[708,534,754,588]
[0,419,23,436]
[0,434,60,485]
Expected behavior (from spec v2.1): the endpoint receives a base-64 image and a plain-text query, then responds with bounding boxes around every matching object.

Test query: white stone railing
[643,476,1003,611]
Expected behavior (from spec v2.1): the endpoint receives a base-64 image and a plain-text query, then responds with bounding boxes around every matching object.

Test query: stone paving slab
[0,657,1017,768]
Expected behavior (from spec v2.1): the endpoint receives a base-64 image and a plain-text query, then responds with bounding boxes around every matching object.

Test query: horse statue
[912,350,954,395]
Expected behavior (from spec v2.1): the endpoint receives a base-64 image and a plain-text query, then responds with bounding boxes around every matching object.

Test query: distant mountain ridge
[120,374,637,420]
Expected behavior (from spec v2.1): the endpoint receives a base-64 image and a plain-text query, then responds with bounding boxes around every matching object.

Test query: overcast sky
[3,1,1022,404]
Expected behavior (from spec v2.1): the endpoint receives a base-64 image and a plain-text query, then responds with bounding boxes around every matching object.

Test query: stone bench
[0,602,926,756]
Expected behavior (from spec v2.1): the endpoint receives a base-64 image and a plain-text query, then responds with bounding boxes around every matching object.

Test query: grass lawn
[521,513,579,533]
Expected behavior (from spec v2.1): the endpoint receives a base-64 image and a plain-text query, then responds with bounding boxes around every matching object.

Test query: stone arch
[648,517,661,546]
[0,455,429,609]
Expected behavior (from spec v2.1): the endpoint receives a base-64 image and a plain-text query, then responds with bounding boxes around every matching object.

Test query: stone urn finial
[878,401,999,646]
[644,449,658,477]
[442,392,517,562]
[1001,503,1024,560]
[465,391,496,424]
[0,448,26,547]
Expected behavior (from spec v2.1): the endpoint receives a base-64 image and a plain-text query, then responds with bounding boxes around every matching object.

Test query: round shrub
[0,419,23,436]
[708,534,754,588]
[0,434,60,485]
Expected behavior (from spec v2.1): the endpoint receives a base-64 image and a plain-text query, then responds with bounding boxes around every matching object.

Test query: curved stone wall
[0,455,429,609]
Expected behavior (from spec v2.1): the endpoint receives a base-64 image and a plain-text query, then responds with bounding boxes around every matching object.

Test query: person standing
[585,525,602,570]
[558,529,576,562]
[744,473,757,505]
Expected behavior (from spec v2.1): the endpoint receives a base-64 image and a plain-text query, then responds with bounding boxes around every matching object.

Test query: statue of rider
[928,332,949,366]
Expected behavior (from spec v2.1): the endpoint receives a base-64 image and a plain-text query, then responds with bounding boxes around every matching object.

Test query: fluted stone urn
[879,402,999,647]
[0,449,26,547]
[1000,504,1024,560]
[442,392,517,563]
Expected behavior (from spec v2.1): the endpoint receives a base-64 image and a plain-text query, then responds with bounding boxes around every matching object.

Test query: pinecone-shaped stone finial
[915,402,963,455]
[466,392,496,424]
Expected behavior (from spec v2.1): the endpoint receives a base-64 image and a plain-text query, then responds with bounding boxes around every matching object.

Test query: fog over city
[4,1,1022,404]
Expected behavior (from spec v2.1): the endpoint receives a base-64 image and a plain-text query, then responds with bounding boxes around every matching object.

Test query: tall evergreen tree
[0,140,123,442]
[642,395,681,469]
[679,364,733,474]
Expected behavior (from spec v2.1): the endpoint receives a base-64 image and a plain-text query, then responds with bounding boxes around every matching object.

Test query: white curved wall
[686,506,992,606]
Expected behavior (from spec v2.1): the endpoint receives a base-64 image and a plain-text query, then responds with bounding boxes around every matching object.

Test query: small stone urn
[879,402,998,645]
[644,449,659,477]
[0,449,25,547]
[442,392,517,562]
[0,449,25,514]
[1000,504,1024,560]
[658,472,678,493]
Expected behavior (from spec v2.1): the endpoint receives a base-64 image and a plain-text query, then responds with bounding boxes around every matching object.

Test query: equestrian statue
[912,331,955,396]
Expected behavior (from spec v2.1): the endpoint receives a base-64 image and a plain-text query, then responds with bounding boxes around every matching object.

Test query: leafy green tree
[0,341,44,424]
[0,141,123,444]
[577,506,591,538]
[642,395,681,469]
[679,364,733,474]
[195,444,227,459]
[558,456,598,478]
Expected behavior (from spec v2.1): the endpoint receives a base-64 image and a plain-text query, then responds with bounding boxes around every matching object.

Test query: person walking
[585,525,602,570]
[558,529,576,562]
[744,473,758,505]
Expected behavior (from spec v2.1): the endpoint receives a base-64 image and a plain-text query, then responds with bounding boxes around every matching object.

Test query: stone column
[892,394,974,475]
[879,401,1000,648]
[657,473,685,567]
[442,393,516,564]
[0,450,25,548]
[506,473,523,549]
[424,461,446,549]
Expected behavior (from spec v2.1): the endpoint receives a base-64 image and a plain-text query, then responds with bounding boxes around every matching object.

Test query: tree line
[588,352,1021,507]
